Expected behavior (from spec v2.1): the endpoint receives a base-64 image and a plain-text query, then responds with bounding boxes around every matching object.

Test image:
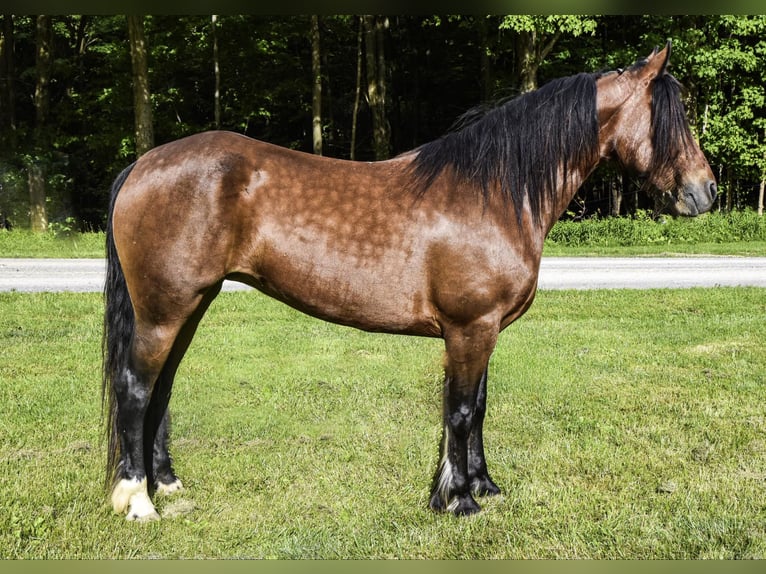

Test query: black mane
[621,54,695,187]
[649,72,696,185]
[410,72,600,223]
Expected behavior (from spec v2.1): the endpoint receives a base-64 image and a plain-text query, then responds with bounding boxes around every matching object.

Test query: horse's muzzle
[674,179,717,216]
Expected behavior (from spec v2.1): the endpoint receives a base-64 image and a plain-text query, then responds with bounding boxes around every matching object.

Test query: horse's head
[596,42,717,216]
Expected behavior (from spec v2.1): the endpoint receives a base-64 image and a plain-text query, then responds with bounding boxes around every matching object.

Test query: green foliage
[2,15,765,231]
[499,15,598,37]
[547,210,766,248]
[688,16,766,204]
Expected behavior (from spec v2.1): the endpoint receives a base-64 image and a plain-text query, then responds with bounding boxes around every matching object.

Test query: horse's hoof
[155,478,184,496]
[127,509,161,522]
[448,494,481,516]
[471,476,501,497]
[112,477,160,522]
[429,492,447,512]
[125,490,160,522]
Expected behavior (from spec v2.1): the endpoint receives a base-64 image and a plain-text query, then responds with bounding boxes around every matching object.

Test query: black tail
[101,162,137,490]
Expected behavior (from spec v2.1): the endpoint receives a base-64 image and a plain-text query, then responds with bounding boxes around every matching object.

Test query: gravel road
[2,256,766,293]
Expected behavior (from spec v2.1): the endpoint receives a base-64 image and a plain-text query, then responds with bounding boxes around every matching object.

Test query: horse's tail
[101,162,137,490]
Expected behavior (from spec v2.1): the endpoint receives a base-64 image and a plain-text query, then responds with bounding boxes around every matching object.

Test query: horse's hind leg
[152,410,182,495]
[111,285,220,520]
[429,322,498,516]
[110,323,177,521]
[151,283,222,497]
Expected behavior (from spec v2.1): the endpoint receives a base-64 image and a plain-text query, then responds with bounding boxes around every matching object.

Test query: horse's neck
[538,160,599,237]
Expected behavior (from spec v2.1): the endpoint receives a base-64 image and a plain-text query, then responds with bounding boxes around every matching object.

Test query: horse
[102,42,716,521]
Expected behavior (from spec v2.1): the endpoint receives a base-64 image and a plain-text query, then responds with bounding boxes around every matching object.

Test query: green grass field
[0,230,105,258]
[1,287,764,558]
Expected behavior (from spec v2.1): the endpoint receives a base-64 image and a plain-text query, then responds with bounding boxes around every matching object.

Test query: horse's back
[111,132,439,332]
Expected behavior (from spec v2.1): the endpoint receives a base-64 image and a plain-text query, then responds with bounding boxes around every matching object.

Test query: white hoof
[155,478,184,496]
[126,500,160,522]
[112,477,159,522]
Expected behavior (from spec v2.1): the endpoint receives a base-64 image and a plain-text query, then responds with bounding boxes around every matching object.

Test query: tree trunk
[350,16,363,160]
[363,15,390,160]
[311,15,322,156]
[127,15,154,156]
[760,134,765,216]
[515,30,538,93]
[321,39,334,153]
[610,172,623,217]
[28,15,52,232]
[478,16,493,101]
[0,16,12,228]
[514,28,561,93]
[623,171,636,215]
[0,15,16,151]
[212,15,221,129]
[725,166,732,212]
[28,163,47,232]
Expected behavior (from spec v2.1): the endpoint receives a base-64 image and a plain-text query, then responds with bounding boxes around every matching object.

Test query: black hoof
[450,494,481,516]
[429,491,447,512]
[429,490,482,516]
[471,475,501,497]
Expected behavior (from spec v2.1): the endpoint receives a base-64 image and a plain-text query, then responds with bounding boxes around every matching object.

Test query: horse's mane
[620,54,696,188]
[649,72,696,186]
[410,72,601,223]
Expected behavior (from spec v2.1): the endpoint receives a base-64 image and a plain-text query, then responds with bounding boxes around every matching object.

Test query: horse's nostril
[709,181,718,200]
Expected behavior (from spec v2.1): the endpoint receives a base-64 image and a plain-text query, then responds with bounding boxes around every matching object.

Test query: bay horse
[102,43,716,521]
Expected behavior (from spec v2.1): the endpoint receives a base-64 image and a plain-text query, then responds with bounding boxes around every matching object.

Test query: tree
[363,15,390,160]
[477,16,494,101]
[0,16,13,227]
[28,15,52,232]
[0,15,16,152]
[127,15,154,156]
[3,14,766,229]
[311,15,322,156]
[212,15,221,130]
[500,15,598,92]
[685,15,766,211]
[350,16,363,160]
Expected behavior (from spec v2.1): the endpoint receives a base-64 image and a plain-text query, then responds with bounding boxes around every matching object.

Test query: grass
[541,241,766,256]
[1,287,765,558]
[0,229,105,258]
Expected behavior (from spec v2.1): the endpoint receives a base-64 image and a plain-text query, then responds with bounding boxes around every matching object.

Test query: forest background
[0,14,764,233]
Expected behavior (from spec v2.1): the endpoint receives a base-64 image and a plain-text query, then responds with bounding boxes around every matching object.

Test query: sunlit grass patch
[0,288,764,558]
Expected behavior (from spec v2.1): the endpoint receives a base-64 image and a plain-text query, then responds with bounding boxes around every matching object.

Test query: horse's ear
[659,40,672,74]
[639,41,671,82]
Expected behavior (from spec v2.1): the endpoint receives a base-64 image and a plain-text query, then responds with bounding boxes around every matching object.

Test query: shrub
[547,210,766,247]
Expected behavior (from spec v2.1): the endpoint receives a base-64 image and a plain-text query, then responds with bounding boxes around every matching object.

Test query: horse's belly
[236,241,440,337]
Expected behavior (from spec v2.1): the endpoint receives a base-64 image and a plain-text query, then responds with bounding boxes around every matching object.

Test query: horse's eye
[617,68,624,75]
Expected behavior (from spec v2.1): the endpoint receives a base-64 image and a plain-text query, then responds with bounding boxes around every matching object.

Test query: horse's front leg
[468,368,501,497]
[429,323,498,516]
